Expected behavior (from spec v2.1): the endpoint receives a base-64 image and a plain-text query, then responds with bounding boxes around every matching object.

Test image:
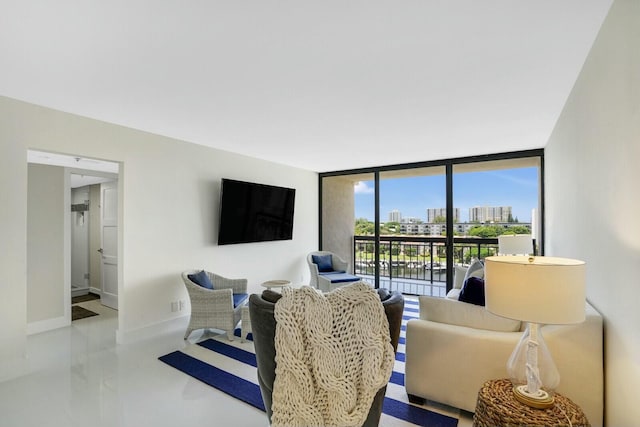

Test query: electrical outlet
[171,301,178,312]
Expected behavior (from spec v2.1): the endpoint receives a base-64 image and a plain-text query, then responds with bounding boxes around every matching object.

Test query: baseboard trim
[116,314,189,345]
[27,315,69,335]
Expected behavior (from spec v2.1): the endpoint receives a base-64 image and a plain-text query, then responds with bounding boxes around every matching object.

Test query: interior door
[100,181,118,310]
[71,186,90,294]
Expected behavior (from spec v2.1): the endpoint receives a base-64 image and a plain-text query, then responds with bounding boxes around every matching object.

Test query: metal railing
[353,235,499,296]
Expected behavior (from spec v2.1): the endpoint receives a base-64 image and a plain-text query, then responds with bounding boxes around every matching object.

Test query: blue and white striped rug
[159,298,458,427]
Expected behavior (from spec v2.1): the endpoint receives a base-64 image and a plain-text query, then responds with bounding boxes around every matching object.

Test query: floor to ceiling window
[452,157,542,261]
[319,150,543,295]
[375,167,447,294]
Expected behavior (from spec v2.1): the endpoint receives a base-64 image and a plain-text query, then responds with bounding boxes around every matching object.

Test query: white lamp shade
[484,256,586,325]
[498,234,533,255]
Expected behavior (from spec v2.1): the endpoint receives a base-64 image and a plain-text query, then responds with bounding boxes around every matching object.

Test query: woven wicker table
[473,379,590,427]
[261,279,291,291]
[240,304,251,342]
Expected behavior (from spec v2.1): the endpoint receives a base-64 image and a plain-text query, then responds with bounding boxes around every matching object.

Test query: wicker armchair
[307,251,360,292]
[182,270,248,340]
[306,251,349,288]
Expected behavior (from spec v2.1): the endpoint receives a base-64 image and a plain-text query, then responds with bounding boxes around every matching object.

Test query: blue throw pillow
[233,293,248,308]
[459,276,485,306]
[312,254,334,272]
[188,270,214,290]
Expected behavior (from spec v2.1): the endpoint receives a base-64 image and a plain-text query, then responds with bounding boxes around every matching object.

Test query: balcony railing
[353,235,499,296]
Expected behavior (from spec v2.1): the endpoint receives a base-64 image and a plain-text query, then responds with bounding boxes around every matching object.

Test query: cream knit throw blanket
[271,282,394,427]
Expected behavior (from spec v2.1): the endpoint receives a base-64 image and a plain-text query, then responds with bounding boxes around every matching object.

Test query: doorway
[27,150,120,333]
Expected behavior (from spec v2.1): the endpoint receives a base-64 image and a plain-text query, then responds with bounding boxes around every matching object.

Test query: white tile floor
[0,299,474,427]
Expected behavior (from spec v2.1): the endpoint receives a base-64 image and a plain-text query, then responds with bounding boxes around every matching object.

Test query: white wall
[0,96,318,378]
[545,0,639,425]
[27,164,66,324]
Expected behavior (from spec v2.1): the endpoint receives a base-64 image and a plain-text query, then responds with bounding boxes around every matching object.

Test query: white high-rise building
[469,206,512,223]
[426,208,460,223]
[388,209,402,222]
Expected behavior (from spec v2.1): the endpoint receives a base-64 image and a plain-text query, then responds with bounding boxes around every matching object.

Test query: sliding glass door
[376,167,447,295]
[319,150,543,296]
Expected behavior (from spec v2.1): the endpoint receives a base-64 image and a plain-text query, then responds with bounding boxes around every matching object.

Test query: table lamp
[484,256,585,408]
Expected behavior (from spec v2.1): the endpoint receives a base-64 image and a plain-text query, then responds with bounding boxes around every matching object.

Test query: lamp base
[512,384,555,409]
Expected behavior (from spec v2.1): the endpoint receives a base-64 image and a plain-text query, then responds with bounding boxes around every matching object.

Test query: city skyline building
[469,206,512,223]
[426,207,460,223]
[388,206,519,226]
[388,209,402,222]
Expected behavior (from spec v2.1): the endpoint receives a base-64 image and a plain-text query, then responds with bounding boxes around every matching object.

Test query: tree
[433,215,446,224]
[504,225,531,235]
[355,218,374,235]
[469,225,503,238]
[404,247,418,257]
[390,243,401,256]
[383,221,400,235]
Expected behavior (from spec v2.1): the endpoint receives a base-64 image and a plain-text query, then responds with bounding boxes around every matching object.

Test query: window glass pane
[353,176,376,281]
[374,167,446,296]
[453,157,541,264]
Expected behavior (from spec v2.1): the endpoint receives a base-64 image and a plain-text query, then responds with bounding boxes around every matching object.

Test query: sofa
[405,295,603,426]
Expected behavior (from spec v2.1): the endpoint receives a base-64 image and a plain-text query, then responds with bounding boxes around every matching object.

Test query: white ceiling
[1,1,612,172]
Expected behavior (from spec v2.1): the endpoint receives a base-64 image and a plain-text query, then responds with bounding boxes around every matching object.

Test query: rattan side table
[473,379,590,427]
[240,304,251,342]
[261,279,291,291]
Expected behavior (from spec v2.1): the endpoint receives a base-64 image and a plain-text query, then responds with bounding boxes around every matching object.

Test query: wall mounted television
[217,179,296,245]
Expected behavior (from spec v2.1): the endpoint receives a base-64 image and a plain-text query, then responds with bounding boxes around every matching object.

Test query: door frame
[65,167,120,323]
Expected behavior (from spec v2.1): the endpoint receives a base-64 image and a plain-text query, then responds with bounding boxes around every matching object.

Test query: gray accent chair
[182,270,248,340]
[249,287,404,427]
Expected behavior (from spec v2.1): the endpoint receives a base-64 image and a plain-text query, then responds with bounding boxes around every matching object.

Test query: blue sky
[354,167,539,223]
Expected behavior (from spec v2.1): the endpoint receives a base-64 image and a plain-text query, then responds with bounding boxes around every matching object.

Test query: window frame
[319,149,545,291]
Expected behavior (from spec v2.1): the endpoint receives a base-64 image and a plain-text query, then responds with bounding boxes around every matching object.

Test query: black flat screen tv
[217,179,296,245]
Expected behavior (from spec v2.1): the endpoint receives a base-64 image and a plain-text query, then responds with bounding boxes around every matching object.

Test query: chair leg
[407,394,426,405]
[226,330,235,341]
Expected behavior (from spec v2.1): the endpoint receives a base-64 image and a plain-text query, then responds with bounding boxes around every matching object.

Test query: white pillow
[453,265,468,290]
[446,288,462,300]
[463,259,485,284]
[418,296,521,332]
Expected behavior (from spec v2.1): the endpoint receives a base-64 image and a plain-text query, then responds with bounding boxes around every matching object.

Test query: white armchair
[307,251,360,292]
[182,270,248,340]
